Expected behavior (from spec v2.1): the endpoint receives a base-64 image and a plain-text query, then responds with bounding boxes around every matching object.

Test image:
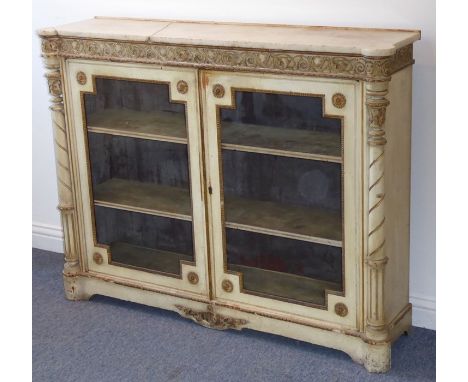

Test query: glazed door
[65,60,209,296]
[202,71,362,327]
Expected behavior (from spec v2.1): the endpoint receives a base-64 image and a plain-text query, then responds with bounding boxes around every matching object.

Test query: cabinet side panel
[384,66,412,321]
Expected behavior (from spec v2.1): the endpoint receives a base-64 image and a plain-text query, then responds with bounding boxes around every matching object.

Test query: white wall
[32,0,436,329]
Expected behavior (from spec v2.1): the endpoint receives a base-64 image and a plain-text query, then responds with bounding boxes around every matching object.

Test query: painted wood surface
[50,17,420,56]
[39,21,416,372]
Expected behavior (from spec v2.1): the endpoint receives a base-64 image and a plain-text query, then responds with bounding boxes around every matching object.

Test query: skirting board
[32,221,436,330]
[32,222,64,254]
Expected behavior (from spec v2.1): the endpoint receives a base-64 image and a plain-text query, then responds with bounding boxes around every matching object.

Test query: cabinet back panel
[226,229,342,284]
[84,78,185,115]
[94,206,194,276]
[222,150,342,213]
[221,91,341,134]
[88,133,190,189]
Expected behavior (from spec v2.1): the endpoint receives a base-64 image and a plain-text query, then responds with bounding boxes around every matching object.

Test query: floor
[32,248,436,382]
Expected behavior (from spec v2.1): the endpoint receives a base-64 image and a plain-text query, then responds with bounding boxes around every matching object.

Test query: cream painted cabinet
[38,17,420,373]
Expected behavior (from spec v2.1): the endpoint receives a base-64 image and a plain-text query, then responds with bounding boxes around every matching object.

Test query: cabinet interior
[84,78,193,277]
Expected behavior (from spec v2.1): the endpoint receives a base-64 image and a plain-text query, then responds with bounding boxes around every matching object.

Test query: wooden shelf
[225,196,342,247]
[93,178,192,220]
[109,241,193,275]
[93,178,341,246]
[229,264,341,306]
[87,108,187,144]
[222,121,341,162]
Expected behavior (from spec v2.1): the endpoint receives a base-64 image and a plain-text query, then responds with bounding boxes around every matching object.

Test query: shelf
[93,178,341,246]
[229,264,341,306]
[222,121,341,162]
[87,108,187,144]
[225,196,342,247]
[109,241,193,275]
[93,178,192,221]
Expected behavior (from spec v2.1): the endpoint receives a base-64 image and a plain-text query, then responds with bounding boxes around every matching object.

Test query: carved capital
[41,38,59,54]
[366,83,390,146]
[175,304,248,330]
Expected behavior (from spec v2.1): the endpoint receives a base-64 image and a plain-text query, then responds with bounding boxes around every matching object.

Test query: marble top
[40,17,421,57]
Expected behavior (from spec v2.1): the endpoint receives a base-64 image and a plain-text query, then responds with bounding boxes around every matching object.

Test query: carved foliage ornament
[41,37,60,55]
[367,99,390,146]
[175,304,247,330]
[47,76,62,97]
[42,37,413,81]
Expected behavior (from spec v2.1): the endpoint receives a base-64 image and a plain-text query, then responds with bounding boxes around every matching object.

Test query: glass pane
[220,90,343,307]
[221,91,341,160]
[84,78,193,276]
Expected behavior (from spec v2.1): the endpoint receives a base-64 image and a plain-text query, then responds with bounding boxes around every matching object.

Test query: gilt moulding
[40,35,413,82]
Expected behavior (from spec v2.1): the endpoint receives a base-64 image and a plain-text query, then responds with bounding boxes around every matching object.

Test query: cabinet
[38,17,420,372]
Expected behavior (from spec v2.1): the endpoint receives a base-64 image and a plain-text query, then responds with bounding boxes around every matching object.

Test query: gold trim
[44,36,414,81]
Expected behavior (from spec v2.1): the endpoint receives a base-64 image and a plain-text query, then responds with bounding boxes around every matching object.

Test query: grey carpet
[32,248,435,382]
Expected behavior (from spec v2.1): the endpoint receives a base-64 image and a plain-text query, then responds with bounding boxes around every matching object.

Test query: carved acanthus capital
[39,31,64,107]
[366,83,390,146]
[175,304,248,330]
[41,37,61,56]
[367,101,389,128]
[46,72,62,98]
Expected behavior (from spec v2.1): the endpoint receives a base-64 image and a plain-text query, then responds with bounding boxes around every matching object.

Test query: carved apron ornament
[175,304,247,330]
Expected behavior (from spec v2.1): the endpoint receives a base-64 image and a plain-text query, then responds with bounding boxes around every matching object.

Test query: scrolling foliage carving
[53,38,413,81]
